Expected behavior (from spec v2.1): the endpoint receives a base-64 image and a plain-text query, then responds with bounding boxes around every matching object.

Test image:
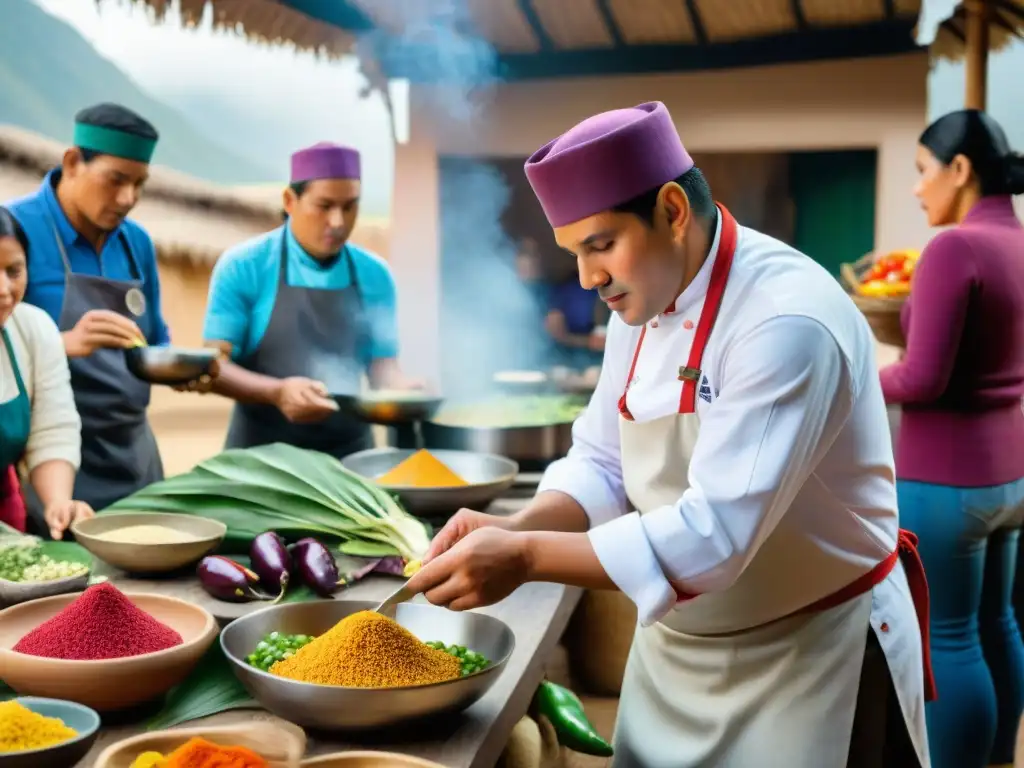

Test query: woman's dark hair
[0,207,29,258]
[612,166,717,225]
[919,109,1024,196]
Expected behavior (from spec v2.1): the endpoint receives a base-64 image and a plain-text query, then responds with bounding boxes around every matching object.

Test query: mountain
[0,0,275,184]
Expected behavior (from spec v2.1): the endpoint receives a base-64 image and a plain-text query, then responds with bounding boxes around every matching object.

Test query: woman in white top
[0,206,92,538]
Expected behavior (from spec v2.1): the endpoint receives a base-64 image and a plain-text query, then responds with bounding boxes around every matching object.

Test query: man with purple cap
[406,103,934,767]
[202,142,419,457]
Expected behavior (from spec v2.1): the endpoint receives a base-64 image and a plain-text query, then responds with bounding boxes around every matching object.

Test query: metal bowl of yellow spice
[220,600,515,731]
[0,697,100,768]
[341,448,518,518]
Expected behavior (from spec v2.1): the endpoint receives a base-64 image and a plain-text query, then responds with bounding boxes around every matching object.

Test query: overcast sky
[32,0,396,185]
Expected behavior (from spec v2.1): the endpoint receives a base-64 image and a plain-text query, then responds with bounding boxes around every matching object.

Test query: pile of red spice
[13,582,183,660]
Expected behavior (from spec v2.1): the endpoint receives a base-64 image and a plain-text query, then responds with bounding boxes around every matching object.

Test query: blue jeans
[899,478,1024,767]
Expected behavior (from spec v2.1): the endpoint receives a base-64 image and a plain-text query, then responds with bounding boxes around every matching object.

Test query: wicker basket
[840,254,907,349]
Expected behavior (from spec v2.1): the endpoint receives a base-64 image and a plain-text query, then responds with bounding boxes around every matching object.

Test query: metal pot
[420,421,574,470]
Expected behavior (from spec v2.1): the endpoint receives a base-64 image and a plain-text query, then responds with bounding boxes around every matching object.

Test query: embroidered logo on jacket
[699,374,713,403]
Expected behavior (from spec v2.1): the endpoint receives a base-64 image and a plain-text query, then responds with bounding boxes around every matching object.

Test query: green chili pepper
[534,680,613,757]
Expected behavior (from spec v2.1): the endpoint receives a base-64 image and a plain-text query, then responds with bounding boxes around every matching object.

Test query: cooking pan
[332,390,444,426]
[124,346,219,385]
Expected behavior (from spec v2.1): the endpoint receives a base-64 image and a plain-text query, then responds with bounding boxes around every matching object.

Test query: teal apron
[0,326,31,530]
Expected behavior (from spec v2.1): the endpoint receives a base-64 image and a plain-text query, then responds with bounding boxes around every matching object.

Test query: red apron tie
[0,465,27,533]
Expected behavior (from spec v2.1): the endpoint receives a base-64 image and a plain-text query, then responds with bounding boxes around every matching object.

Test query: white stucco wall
[391,53,932,382]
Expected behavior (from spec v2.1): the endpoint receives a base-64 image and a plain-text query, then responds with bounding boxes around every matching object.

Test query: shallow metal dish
[125,346,219,385]
[220,600,515,731]
[333,391,445,425]
[341,448,518,516]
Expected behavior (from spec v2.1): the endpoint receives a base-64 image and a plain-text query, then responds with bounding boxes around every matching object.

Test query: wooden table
[78,496,583,767]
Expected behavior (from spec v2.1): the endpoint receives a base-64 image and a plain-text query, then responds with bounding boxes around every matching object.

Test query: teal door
[787,150,878,277]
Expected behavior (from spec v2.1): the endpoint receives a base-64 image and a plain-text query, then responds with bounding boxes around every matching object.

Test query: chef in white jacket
[406,102,935,767]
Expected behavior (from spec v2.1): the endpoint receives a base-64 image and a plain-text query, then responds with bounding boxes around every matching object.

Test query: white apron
[609,204,933,768]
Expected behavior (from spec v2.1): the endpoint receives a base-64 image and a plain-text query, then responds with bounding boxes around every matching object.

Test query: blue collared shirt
[5,169,171,346]
[203,223,398,365]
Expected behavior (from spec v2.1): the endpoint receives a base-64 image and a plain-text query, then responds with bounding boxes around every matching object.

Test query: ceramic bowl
[0,591,217,711]
[71,512,226,574]
[92,721,306,768]
[302,753,448,768]
[0,697,100,768]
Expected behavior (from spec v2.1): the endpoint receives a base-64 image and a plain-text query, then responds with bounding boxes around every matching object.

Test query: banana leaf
[145,642,256,730]
[103,443,431,563]
[39,540,92,568]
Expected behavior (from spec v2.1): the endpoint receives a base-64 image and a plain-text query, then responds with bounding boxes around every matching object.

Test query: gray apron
[45,219,162,514]
[224,232,372,458]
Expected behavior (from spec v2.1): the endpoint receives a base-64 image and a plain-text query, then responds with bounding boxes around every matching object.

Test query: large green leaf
[39,540,92,568]
[145,642,256,730]
[103,444,431,562]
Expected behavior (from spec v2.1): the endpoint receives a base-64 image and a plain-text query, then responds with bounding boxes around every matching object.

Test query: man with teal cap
[6,103,177,521]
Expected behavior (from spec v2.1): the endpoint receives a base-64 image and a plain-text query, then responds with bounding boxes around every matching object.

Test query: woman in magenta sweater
[880,109,1024,768]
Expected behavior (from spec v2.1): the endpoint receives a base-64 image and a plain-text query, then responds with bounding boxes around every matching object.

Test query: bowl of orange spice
[92,720,306,768]
[341,448,518,519]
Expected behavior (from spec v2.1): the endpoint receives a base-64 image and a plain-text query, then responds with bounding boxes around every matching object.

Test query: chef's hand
[406,527,530,611]
[173,358,221,394]
[275,377,339,423]
[43,500,94,540]
[424,508,515,563]
[62,310,144,358]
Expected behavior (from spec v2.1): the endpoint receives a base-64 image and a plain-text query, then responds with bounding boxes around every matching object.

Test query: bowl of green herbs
[0,534,91,608]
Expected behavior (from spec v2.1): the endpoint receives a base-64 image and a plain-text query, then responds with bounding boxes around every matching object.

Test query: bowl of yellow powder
[220,600,515,731]
[0,697,100,768]
[71,513,227,575]
[341,448,519,518]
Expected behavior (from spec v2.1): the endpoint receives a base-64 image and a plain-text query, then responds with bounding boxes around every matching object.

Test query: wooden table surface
[78,495,583,768]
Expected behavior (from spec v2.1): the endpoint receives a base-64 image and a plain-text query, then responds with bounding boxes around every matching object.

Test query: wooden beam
[595,0,626,46]
[964,0,990,110]
[376,19,919,82]
[684,0,709,45]
[516,0,554,50]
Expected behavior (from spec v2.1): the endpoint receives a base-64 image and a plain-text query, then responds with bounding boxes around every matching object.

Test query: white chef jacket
[539,218,900,627]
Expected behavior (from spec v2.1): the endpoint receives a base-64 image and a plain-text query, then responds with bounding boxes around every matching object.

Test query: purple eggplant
[197,556,270,602]
[289,537,343,597]
[250,531,292,601]
[373,556,408,577]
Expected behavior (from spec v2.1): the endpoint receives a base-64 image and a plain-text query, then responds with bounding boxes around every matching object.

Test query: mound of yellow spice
[269,610,462,688]
[0,700,77,753]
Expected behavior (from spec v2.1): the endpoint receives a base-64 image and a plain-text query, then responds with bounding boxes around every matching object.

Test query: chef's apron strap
[48,215,142,282]
[897,528,937,702]
[0,327,31,532]
[617,202,740,420]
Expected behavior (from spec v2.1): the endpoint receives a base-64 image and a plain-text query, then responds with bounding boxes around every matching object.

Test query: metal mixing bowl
[341,448,518,516]
[220,600,515,731]
[333,391,445,425]
[125,346,219,385]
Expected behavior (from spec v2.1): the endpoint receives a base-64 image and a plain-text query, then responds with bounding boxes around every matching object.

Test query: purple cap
[290,142,361,183]
[524,102,693,227]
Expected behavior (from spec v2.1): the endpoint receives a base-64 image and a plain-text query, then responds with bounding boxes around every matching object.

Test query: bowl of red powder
[0,582,217,712]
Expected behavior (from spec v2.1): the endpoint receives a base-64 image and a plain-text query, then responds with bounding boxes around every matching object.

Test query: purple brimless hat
[524,102,693,227]
[290,142,361,183]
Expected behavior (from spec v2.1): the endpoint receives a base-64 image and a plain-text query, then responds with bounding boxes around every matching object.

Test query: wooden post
[964,0,990,110]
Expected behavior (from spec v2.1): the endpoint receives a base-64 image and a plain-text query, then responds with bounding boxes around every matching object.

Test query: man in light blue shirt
[204,142,420,458]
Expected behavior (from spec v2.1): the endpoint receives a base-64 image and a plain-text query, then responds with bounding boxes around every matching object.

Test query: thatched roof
[104,0,1020,74]
[918,0,1024,60]
[0,125,281,265]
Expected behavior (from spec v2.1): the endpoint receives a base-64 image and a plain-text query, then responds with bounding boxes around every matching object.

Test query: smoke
[354,4,556,401]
